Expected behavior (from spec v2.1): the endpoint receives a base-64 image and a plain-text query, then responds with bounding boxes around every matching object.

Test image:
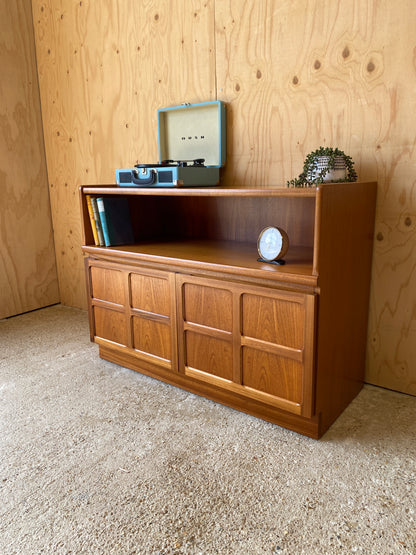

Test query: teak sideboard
[80,182,377,438]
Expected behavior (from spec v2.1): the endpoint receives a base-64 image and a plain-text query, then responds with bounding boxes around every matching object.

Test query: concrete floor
[1,305,415,554]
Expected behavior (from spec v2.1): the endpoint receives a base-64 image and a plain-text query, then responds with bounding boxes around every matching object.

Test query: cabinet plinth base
[98,344,322,439]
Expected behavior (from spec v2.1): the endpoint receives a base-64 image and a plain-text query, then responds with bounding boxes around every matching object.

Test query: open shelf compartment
[80,186,318,285]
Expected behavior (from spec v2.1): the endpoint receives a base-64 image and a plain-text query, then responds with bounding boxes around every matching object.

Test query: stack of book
[86,196,134,247]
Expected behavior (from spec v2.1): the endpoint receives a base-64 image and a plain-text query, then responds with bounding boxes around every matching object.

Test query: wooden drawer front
[90,266,125,305]
[132,316,171,361]
[94,306,128,346]
[242,347,303,404]
[185,331,233,380]
[183,283,232,332]
[242,293,304,349]
[130,273,170,316]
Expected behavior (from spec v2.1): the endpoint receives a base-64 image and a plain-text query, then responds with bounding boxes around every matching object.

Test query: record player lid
[157,101,226,168]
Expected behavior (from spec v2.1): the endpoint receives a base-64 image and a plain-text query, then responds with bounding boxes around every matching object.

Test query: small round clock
[257,226,289,263]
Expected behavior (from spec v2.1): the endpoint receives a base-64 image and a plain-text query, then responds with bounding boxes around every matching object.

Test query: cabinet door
[87,260,177,371]
[130,270,177,369]
[177,276,237,383]
[241,289,316,417]
[176,274,316,417]
[88,264,129,346]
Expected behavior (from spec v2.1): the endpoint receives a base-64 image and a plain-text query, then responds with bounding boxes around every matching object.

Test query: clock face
[257,227,288,261]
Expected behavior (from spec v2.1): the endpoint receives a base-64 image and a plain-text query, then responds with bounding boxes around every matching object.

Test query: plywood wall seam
[29,0,60,291]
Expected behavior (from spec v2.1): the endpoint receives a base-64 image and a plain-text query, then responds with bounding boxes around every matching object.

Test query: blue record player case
[116,100,226,187]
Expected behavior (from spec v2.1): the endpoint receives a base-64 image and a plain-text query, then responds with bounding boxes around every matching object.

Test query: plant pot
[308,156,347,182]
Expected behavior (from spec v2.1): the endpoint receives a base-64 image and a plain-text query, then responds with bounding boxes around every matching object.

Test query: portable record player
[116,100,226,187]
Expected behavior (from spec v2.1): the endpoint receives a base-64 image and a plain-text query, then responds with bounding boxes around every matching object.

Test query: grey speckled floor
[1,305,415,554]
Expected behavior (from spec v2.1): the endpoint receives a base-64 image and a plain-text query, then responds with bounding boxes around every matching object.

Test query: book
[91,197,105,246]
[86,195,99,245]
[96,197,134,247]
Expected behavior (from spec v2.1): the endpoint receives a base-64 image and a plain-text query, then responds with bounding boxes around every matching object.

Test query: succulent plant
[287,146,357,188]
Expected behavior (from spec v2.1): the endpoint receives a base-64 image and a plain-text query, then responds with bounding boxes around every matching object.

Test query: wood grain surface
[215,0,416,394]
[32,0,216,308]
[0,0,59,318]
[32,0,416,394]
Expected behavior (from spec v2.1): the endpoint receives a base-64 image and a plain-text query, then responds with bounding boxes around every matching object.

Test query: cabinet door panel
[185,330,233,380]
[91,267,125,305]
[242,293,304,349]
[133,316,171,361]
[183,283,232,331]
[242,346,303,404]
[131,273,170,315]
[177,274,315,415]
[94,306,128,346]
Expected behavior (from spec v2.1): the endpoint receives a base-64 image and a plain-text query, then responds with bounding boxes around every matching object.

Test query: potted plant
[287,146,357,188]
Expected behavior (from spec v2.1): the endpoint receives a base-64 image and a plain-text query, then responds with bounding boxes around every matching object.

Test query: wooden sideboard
[80,182,377,438]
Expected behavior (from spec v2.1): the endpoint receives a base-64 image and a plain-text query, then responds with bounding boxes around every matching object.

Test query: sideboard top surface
[81,182,376,198]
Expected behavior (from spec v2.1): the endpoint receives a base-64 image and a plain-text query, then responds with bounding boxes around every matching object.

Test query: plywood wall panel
[215,0,416,394]
[0,0,59,319]
[32,0,216,309]
[32,0,416,394]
